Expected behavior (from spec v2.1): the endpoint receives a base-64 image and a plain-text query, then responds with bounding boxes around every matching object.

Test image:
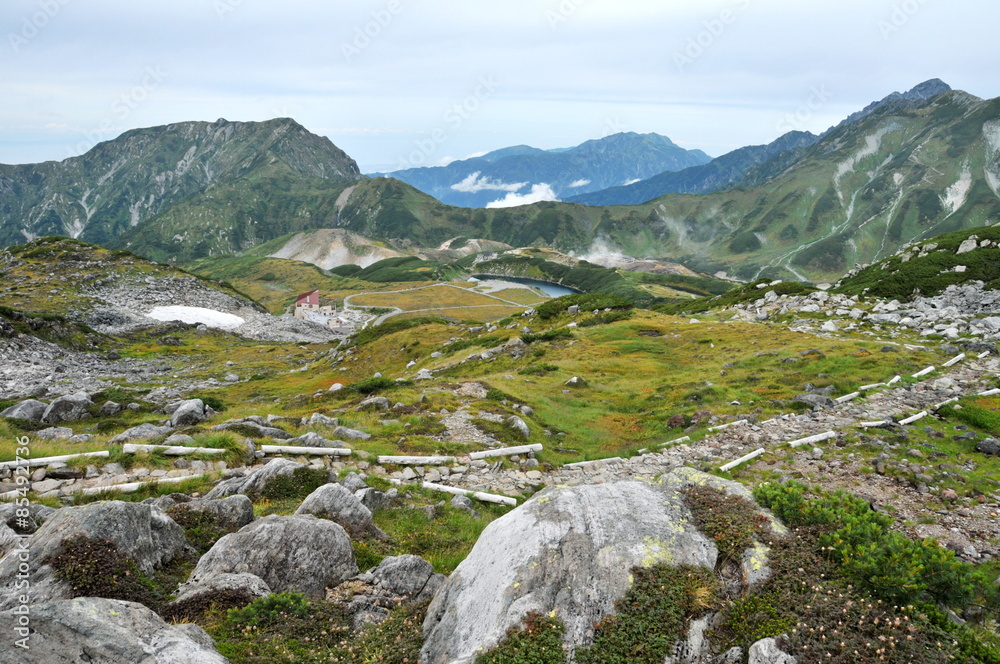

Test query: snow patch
[941,165,972,216]
[833,124,897,202]
[65,218,85,239]
[983,121,1000,197]
[568,179,591,188]
[893,173,904,185]
[146,306,245,331]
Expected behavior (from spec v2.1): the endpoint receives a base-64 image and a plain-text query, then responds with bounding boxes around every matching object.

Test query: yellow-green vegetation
[185,255,401,314]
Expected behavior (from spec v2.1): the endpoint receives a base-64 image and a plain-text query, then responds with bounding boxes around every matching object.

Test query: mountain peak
[834,79,952,131]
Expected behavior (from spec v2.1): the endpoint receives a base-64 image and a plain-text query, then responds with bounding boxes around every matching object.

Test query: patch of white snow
[146,306,245,331]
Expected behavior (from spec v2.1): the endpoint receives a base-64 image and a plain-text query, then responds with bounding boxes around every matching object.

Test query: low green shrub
[260,466,330,501]
[578,310,634,327]
[575,564,720,664]
[536,293,633,320]
[753,481,982,609]
[166,505,231,554]
[49,534,157,608]
[682,484,770,563]
[160,588,255,623]
[475,611,566,664]
[522,328,574,344]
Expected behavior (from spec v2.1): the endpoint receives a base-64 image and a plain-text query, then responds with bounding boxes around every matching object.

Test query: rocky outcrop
[40,392,93,424]
[295,483,386,539]
[0,501,189,609]
[173,572,272,605]
[10,597,228,664]
[421,468,754,664]
[204,458,304,500]
[165,495,255,531]
[110,423,173,444]
[0,398,47,421]
[170,398,209,427]
[187,514,357,600]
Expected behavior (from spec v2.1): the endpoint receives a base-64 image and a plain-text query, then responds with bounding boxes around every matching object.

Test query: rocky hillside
[0,118,363,259]
[371,132,712,207]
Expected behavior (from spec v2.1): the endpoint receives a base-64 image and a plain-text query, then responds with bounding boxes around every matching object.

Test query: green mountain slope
[0,118,363,257]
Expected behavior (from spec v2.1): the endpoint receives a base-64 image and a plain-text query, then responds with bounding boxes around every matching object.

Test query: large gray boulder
[421,468,781,664]
[41,392,93,424]
[187,514,357,600]
[369,555,444,601]
[295,483,386,539]
[170,399,208,427]
[0,398,48,421]
[169,495,255,531]
[793,393,835,410]
[110,423,173,444]
[0,501,189,610]
[204,458,304,500]
[173,572,272,605]
[212,419,291,440]
[6,597,228,664]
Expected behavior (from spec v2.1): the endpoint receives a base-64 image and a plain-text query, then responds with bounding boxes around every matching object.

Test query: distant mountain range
[369,132,712,207]
[1,79,998,285]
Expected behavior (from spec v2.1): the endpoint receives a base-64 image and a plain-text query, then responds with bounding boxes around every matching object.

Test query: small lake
[471,275,581,298]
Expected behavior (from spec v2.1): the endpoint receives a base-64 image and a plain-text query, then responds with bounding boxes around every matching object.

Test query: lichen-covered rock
[0,501,189,610]
[295,483,386,539]
[422,468,747,664]
[170,398,208,427]
[204,458,303,500]
[187,515,357,600]
[11,597,228,664]
[41,392,93,424]
[748,637,797,664]
[110,423,173,444]
[171,495,255,531]
[173,572,272,605]
[0,398,48,421]
[369,555,443,601]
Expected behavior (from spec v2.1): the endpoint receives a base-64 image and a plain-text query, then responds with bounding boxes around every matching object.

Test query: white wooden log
[859,383,885,391]
[898,411,927,425]
[708,419,748,432]
[978,388,1000,397]
[563,457,624,469]
[912,366,935,379]
[787,431,836,448]
[123,444,226,456]
[886,375,902,386]
[0,450,110,471]
[260,445,352,456]
[860,420,890,428]
[378,455,456,466]
[942,353,966,368]
[420,481,517,506]
[719,448,765,472]
[978,351,992,359]
[79,474,208,496]
[835,392,860,404]
[469,444,543,460]
[932,398,959,410]
[657,436,691,448]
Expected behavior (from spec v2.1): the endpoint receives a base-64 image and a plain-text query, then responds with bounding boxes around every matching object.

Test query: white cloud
[622,178,642,186]
[486,183,559,208]
[451,171,527,193]
[568,179,591,188]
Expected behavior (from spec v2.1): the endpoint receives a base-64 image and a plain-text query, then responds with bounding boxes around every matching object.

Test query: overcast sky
[1,0,997,172]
